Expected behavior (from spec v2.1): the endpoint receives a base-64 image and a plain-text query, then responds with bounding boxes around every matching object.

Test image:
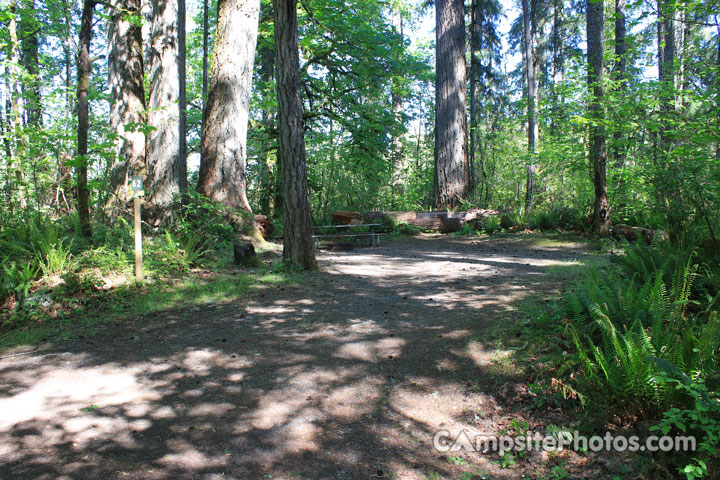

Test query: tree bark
[434,0,468,209]
[612,0,627,169]
[716,23,720,162]
[273,0,317,270]
[106,0,147,217]
[587,0,609,235]
[8,0,27,209]
[390,3,404,191]
[657,0,675,147]
[469,0,483,199]
[257,0,275,217]
[202,0,209,108]
[521,0,537,213]
[20,0,41,127]
[197,0,259,212]
[76,0,95,237]
[145,0,188,223]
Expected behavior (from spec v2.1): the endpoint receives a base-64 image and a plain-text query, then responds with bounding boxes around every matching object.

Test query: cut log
[234,242,257,266]
[331,209,499,233]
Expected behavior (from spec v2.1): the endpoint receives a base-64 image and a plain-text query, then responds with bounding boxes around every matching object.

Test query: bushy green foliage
[652,377,720,479]
[525,206,587,232]
[482,216,502,234]
[394,221,421,236]
[152,232,211,272]
[174,191,236,244]
[562,243,720,415]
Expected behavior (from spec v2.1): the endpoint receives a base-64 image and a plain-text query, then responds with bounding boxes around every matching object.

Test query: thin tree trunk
[145,0,187,223]
[434,0,468,209]
[612,0,627,169]
[521,0,537,212]
[197,0,259,212]
[716,22,720,162]
[550,0,563,133]
[1,88,14,211]
[106,0,147,217]
[20,0,41,127]
[587,0,609,235]
[469,0,483,200]
[8,0,27,209]
[273,0,317,270]
[657,0,681,240]
[60,0,75,211]
[390,4,404,191]
[257,1,275,217]
[658,0,675,148]
[202,0,209,109]
[76,0,95,237]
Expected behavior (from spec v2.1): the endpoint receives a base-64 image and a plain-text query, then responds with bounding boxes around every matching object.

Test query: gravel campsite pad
[0,234,619,480]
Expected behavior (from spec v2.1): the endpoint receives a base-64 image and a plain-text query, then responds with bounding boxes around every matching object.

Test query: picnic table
[311,223,383,249]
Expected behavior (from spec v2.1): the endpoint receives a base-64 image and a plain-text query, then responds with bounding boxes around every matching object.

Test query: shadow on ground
[0,234,603,480]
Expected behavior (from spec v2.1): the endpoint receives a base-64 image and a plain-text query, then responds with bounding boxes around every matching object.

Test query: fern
[562,241,718,416]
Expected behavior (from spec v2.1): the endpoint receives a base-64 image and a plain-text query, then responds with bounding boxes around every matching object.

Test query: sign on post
[130,176,144,282]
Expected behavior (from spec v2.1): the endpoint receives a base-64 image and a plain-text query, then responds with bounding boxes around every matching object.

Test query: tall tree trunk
[8,0,27,209]
[612,0,627,169]
[716,23,720,162]
[76,0,95,237]
[197,0,259,212]
[273,0,317,270]
[469,0,483,199]
[2,86,14,211]
[257,1,275,217]
[106,0,147,217]
[59,0,76,213]
[145,0,187,223]
[521,0,537,213]
[657,0,681,240]
[657,0,675,147]
[587,0,609,235]
[20,0,41,127]
[202,0,209,109]
[434,0,468,209]
[550,0,563,133]
[390,3,404,191]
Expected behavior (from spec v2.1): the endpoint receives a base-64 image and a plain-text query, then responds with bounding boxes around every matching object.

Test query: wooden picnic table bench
[311,223,384,249]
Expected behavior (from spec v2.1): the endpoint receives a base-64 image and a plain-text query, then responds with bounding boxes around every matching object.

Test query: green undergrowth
[499,237,720,478]
[0,197,287,349]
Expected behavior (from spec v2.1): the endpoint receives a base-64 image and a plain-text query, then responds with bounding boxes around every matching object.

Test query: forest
[0,0,719,478]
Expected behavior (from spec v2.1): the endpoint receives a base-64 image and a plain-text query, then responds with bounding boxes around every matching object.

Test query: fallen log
[331,209,499,233]
[611,224,667,244]
[254,214,274,238]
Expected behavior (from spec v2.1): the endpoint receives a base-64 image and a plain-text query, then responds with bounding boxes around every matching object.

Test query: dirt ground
[0,234,612,480]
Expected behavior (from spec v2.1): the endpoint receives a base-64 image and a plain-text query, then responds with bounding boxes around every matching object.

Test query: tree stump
[234,242,257,267]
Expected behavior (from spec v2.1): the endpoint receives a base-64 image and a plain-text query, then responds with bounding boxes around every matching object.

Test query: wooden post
[134,196,143,282]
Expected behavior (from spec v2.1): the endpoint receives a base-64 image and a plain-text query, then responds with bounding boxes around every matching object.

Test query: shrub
[500,214,516,230]
[153,232,211,272]
[652,377,720,479]
[482,216,502,234]
[525,206,586,232]
[396,221,421,235]
[37,239,75,277]
[562,242,720,415]
[1,261,40,307]
[174,191,235,245]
